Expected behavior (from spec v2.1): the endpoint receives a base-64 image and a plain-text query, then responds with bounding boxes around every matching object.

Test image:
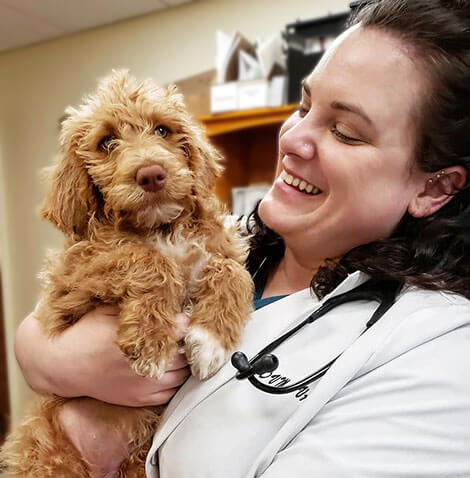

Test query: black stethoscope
[231,278,402,395]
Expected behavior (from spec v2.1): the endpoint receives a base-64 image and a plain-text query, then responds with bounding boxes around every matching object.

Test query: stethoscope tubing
[232,279,402,395]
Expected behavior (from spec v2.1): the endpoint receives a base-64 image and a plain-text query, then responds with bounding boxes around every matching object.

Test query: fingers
[156,367,191,391]
[89,305,120,318]
[131,367,191,407]
[169,314,190,370]
[168,350,188,370]
[148,366,190,405]
[98,305,121,317]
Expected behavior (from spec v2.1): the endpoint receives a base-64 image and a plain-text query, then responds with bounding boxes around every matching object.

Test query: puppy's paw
[130,356,170,380]
[185,326,231,380]
[119,334,176,380]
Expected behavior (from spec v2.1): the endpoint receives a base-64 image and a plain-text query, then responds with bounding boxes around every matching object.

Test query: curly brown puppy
[0,70,253,477]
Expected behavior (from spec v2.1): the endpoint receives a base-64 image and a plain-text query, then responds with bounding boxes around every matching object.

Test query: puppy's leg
[185,255,253,379]
[40,242,183,343]
[42,249,184,378]
[112,248,184,379]
[117,289,181,379]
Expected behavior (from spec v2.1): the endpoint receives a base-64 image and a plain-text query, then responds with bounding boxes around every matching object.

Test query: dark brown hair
[247,0,470,299]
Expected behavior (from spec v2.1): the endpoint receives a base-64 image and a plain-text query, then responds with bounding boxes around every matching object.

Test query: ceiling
[0,0,193,53]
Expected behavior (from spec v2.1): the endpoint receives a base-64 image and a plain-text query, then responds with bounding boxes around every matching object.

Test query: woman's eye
[154,125,170,138]
[330,126,361,144]
[297,105,309,117]
[98,135,117,152]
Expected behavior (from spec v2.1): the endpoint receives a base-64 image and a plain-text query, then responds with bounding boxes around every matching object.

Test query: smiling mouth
[280,170,322,195]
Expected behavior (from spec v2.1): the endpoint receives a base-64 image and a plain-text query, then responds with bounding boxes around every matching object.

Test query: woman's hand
[15,306,190,406]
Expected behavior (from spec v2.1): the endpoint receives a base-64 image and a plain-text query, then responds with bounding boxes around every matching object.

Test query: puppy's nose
[136,165,167,192]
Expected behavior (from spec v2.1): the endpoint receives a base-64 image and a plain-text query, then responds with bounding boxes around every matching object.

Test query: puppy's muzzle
[136,165,167,193]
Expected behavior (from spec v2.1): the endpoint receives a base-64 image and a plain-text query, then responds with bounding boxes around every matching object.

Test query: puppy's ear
[165,86,224,198]
[191,130,224,197]
[41,116,98,240]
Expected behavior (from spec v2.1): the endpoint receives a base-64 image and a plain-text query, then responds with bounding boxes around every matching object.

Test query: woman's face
[258,25,428,264]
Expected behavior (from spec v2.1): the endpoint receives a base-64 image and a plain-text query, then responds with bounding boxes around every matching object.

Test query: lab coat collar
[147,271,369,467]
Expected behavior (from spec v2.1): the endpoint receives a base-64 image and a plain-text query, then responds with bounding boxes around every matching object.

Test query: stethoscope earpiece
[232,351,279,380]
[231,351,251,378]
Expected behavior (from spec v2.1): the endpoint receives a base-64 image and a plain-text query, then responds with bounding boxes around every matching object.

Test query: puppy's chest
[149,234,211,293]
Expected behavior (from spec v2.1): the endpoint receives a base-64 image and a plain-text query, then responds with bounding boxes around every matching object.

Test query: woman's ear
[408,166,467,218]
[41,147,98,240]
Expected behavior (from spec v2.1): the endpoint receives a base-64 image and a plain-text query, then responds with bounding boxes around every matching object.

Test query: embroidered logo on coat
[258,371,310,401]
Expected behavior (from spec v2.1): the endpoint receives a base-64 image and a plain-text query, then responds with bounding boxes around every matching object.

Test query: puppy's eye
[154,125,170,138]
[98,135,117,152]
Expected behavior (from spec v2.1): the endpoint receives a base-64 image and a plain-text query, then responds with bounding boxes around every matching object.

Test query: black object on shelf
[284,1,376,104]
[284,12,349,103]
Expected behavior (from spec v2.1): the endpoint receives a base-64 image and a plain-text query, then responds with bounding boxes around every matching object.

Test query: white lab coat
[146,271,470,477]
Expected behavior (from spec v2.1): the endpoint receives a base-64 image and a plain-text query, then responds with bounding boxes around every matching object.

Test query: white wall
[0,0,351,423]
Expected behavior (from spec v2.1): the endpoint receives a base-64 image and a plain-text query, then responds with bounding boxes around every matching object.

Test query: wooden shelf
[199,105,297,207]
[199,104,297,137]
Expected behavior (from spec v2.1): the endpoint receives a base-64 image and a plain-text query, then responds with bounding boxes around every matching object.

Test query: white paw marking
[185,326,231,380]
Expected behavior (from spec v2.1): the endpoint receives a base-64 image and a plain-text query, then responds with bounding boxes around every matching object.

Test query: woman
[15,0,470,476]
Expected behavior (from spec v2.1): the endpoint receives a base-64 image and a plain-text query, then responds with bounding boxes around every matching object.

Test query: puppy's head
[42,70,223,239]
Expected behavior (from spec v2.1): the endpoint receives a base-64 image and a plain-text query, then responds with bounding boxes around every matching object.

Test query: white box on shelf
[210,82,238,113]
[268,75,287,107]
[238,79,269,110]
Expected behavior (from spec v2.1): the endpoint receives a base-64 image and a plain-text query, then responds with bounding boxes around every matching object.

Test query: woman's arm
[15,306,190,406]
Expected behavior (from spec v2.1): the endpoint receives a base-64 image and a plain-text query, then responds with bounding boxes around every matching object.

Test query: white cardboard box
[210,82,238,113]
[268,76,287,107]
[210,76,287,113]
[238,79,269,110]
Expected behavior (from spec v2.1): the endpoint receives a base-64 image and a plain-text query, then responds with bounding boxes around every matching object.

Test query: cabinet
[199,105,297,207]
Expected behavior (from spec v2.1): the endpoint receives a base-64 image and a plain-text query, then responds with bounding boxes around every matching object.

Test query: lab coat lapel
[149,271,369,460]
[247,284,470,476]
[247,318,383,477]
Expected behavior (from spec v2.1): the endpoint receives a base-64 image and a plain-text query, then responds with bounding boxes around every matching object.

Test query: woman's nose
[279,119,315,161]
